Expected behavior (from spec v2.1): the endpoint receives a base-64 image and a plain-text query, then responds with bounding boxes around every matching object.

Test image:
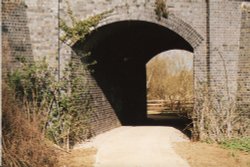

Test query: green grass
[220,137,250,153]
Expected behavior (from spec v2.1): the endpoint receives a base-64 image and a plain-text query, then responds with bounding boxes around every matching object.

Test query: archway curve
[74,20,194,62]
[145,49,194,64]
[69,6,204,49]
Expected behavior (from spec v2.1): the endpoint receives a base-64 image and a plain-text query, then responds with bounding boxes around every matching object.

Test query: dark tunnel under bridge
[73,20,194,125]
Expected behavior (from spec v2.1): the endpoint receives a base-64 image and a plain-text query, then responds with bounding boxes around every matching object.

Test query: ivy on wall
[50,0,113,149]
[60,0,112,45]
[154,0,169,21]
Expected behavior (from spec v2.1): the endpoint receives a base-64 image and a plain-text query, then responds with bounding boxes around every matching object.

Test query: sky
[147,49,193,73]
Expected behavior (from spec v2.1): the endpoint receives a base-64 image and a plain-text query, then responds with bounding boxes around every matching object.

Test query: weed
[220,137,250,153]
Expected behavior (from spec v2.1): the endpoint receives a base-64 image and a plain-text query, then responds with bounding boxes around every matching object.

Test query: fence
[147,99,194,114]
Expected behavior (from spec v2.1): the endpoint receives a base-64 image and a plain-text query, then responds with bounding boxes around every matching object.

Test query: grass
[220,137,250,153]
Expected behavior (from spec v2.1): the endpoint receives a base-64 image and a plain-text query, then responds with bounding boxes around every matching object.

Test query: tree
[146,51,193,109]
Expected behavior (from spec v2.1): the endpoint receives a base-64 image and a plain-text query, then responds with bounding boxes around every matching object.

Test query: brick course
[237,3,250,115]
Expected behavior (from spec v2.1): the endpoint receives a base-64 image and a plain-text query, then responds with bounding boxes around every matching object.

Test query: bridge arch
[70,7,204,126]
[97,9,203,49]
[67,6,204,49]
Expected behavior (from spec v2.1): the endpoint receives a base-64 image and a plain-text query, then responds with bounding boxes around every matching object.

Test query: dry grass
[2,85,58,167]
[57,148,97,167]
[174,142,250,167]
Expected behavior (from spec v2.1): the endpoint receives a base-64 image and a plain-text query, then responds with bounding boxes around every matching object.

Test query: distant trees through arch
[146,50,193,114]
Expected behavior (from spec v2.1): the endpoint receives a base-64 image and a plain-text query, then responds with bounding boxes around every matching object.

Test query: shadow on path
[136,113,192,138]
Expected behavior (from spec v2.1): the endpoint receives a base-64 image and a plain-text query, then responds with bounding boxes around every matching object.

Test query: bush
[7,56,94,150]
[192,49,249,142]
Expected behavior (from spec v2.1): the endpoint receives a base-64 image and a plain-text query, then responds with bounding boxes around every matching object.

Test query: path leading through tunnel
[80,126,191,167]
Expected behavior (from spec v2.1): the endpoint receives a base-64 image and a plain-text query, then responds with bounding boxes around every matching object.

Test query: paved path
[91,126,190,167]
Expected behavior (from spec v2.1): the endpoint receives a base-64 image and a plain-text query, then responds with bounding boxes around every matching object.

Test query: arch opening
[73,20,194,127]
[146,50,193,135]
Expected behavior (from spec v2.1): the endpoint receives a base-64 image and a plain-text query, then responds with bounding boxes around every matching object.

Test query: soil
[174,142,250,167]
[57,148,96,167]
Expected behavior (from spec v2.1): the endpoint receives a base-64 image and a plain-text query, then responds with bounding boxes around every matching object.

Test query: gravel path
[87,126,190,167]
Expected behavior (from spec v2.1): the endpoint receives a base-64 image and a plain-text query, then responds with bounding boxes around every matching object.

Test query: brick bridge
[2,0,250,136]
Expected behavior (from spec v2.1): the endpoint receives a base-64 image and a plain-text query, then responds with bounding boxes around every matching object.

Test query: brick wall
[2,1,33,78]
[70,50,121,136]
[237,3,250,116]
[209,0,242,101]
[2,0,59,75]
[25,0,59,68]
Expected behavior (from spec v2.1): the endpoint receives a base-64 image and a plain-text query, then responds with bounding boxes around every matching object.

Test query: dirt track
[89,126,190,167]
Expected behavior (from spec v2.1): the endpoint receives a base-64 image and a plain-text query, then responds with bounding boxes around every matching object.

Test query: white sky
[149,49,193,71]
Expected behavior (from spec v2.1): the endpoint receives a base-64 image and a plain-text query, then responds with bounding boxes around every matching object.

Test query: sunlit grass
[220,137,250,153]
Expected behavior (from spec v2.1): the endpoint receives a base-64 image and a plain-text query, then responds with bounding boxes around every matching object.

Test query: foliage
[60,0,112,45]
[7,57,94,150]
[154,0,169,21]
[220,137,250,153]
[46,57,94,148]
[8,57,55,124]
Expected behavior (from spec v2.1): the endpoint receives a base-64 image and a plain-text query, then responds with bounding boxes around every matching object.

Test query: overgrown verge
[2,83,58,167]
[192,50,249,142]
[3,2,109,165]
[6,56,94,151]
[192,82,249,143]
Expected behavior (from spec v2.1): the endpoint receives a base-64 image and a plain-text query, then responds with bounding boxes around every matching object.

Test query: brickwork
[2,0,249,137]
[70,51,121,136]
[237,3,250,115]
[209,0,242,99]
[2,1,33,78]
[2,0,59,74]
[25,0,59,67]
